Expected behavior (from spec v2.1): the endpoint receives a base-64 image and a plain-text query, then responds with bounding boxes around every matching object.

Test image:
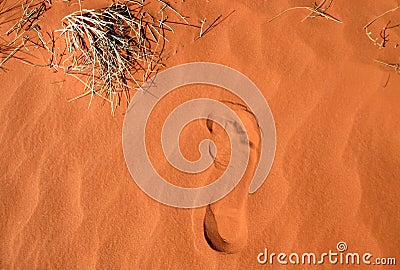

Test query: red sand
[0,0,399,269]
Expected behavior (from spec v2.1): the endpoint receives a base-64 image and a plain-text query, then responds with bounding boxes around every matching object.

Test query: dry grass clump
[0,0,233,114]
[52,2,170,113]
[0,0,51,69]
[53,1,231,114]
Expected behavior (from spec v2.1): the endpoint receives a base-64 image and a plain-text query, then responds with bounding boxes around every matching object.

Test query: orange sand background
[0,0,399,269]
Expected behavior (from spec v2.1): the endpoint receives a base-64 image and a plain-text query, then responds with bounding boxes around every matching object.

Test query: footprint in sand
[203,104,261,254]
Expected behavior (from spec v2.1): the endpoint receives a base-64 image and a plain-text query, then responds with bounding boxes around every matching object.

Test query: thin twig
[195,10,235,40]
[375,59,400,74]
[364,6,400,48]
[157,0,188,24]
[267,0,342,24]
